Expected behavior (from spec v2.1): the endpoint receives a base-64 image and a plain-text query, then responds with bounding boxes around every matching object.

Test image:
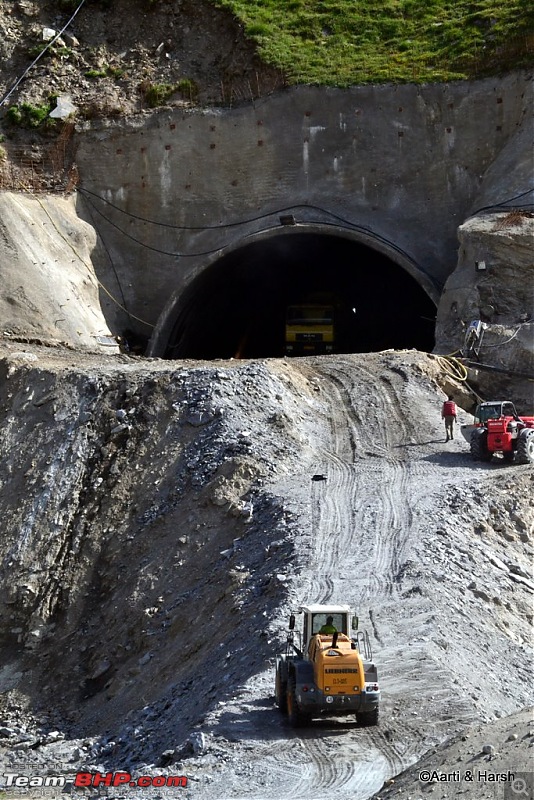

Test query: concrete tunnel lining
[148,223,438,360]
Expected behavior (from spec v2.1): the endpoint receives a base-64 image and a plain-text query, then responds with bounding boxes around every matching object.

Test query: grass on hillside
[213,0,534,85]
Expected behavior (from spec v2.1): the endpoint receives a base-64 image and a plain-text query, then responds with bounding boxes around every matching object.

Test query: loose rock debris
[0,343,532,800]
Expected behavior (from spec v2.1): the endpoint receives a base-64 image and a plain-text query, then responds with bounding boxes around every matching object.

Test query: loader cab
[311,613,347,636]
[475,401,519,424]
[299,604,358,652]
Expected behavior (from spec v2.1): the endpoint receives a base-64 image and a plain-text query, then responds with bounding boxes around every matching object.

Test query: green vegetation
[27,41,73,61]
[138,79,199,107]
[139,81,177,107]
[177,78,199,101]
[85,68,108,79]
[212,0,534,84]
[85,66,124,79]
[6,101,57,129]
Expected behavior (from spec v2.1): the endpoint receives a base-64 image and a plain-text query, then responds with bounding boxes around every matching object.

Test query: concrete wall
[73,71,532,350]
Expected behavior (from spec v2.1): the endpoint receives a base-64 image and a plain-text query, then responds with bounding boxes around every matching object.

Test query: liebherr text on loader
[274,604,380,727]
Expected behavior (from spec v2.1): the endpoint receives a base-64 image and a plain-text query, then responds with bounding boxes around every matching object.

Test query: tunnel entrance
[163,231,436,359]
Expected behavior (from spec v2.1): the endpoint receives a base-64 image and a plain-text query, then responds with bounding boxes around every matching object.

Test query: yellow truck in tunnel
[285,304,335,355]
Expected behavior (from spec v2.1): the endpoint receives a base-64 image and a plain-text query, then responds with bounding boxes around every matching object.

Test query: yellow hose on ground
[432,354,469,383]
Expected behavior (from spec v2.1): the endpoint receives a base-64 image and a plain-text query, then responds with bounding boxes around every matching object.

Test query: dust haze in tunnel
[165,233,436,359]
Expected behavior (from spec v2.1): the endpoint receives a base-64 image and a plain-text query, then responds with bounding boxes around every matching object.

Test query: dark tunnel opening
[164,233,436,359]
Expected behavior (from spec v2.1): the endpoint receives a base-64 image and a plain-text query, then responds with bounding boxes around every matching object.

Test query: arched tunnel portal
[157,226,438,360]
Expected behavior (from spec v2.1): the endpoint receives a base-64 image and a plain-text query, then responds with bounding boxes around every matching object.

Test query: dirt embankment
[0,342,532,800]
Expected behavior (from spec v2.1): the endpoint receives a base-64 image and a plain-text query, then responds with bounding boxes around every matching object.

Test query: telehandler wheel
[286,679,310,728]
[357,708,379,726]
[516,429,534,465]
[275,666,288,714]
[470,429,492,462]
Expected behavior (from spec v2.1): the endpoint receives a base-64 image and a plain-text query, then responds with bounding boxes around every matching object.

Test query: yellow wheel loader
[274,604,380,727]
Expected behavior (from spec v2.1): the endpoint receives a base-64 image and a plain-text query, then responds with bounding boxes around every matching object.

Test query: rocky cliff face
[435,211,534,410]
[0,191,118,351]
[0,0,283,116]
[0,350,306,748]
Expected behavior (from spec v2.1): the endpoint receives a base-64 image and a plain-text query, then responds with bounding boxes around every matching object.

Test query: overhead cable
[35,195,154,329]
[463,360,534,381]
[0,0,87,109]
[79,188,442,289]
[471,188,534,217]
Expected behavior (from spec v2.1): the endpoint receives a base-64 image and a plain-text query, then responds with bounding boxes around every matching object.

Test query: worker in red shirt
[442,395,457,441]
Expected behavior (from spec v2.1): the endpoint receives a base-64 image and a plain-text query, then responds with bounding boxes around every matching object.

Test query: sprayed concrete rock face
[435,211,534,410]
[0,192,119,353]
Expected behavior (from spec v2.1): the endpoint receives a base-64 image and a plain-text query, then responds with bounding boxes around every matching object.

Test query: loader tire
[357,707,379,726]
[275,665,287,714]
[286,679,310,728]
[470,428,492,462]
[516,429,534,465]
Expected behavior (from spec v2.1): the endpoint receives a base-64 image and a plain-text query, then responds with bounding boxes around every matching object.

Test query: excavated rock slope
[0,0,283,131]
[0,342,532,800]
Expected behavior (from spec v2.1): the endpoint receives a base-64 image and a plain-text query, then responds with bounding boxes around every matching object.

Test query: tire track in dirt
[286,734,386,799]
[283,358,420,799]
[285,724,408,800]
[193,353,517,800]
[306,360,414,603]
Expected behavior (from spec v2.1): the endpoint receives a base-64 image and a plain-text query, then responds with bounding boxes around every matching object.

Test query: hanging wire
[35,195,154,328]
[0,0,87,109]
[79,187,442,290]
